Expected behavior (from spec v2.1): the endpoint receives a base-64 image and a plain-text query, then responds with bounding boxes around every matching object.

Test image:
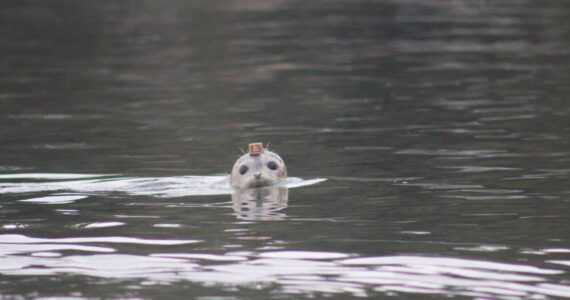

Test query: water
[1,0,570,299]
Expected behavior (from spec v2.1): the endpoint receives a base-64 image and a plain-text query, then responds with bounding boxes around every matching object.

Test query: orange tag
[248,142,264,156]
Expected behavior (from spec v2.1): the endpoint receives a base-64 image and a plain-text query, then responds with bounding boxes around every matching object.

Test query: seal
[229,142,288,189]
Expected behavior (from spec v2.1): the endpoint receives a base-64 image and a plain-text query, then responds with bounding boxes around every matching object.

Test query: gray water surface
[1,0,570,299]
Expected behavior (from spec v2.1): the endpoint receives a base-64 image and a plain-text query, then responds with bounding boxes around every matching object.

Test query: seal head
[229,142,287,189]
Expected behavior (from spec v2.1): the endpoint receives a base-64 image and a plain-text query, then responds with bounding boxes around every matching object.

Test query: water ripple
[396,149,517,158]
[0,173,326,199]
[0,234,200,245]
[0,251,565,299]
[19,194,88,204]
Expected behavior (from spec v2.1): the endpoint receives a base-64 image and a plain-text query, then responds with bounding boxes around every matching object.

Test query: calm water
[1,0,570,299]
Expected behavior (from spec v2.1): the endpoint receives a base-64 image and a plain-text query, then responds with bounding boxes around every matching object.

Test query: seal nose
[253,173,262,180]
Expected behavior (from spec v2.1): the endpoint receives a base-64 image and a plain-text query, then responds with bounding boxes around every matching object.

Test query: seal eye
[267,161,278,170]
[239,165,248,175]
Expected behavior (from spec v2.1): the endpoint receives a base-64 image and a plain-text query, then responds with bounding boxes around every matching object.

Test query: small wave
[0,173,326,199]
[0,234,200,246]
[0,249,566,299]
[19,194,88,204]
[0,173,114,180]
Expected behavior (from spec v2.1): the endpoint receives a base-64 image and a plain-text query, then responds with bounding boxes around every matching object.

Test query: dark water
[1,0,570,299]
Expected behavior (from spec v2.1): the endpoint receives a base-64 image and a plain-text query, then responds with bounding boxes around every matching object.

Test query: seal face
[229,143,287,189]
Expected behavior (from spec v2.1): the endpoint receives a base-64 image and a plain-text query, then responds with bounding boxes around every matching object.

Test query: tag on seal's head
[248,142,264,156]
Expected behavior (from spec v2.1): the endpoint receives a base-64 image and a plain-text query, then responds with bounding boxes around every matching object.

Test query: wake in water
[0,173,326,199]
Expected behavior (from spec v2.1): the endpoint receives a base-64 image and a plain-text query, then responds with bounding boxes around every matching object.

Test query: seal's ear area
[248,142,264,156]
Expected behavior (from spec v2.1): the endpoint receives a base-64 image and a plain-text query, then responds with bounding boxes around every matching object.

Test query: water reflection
[2,0,570,298]
[0,239,568,299]
[231,187,289,221]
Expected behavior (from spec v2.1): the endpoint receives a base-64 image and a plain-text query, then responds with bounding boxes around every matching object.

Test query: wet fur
[229,150,287,189]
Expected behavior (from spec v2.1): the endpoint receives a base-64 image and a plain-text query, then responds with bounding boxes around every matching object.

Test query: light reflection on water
[0,173,568,298]
[0,239,568,299]
[0,173,322,224]
[1,0,570,299]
